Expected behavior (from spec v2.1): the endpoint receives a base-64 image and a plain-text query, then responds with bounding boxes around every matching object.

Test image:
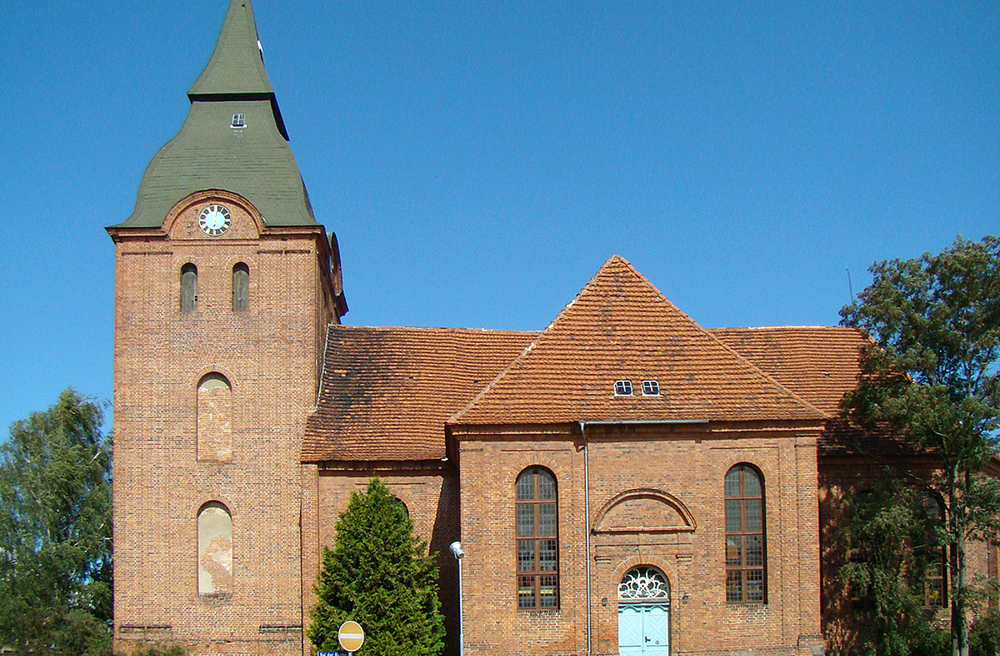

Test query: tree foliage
[0,389,113,656]
[841,235,1000,656]
[831,481,947,656]
[309,478,445,656]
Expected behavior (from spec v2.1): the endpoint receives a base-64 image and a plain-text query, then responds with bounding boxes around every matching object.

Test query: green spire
[188,0,274,98]
[112,0,319,229]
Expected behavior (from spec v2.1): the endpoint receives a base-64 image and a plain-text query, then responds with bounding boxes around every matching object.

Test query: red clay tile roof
[710,326,865,416]
[301,325,535,462]
[450,256,827,426]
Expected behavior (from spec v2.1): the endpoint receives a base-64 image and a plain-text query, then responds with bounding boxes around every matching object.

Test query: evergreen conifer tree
[309,478,445,656]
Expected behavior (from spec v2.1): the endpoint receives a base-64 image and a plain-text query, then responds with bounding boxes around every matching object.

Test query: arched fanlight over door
[619,567,670,602]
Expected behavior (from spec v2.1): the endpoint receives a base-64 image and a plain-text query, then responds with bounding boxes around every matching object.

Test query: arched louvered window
[198,501,232,596]
[725,464,766,603]
[180,263,198,312]
[516,466,558,609]
[232,262,249,312]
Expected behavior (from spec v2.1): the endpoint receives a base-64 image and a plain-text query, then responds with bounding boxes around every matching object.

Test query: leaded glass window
[725,464,766,603]
[923,495,947,608]
[516,467,558,609]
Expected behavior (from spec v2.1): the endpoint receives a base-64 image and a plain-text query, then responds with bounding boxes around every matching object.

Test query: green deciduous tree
[831,481,947,656]
[309,478,445,656]
[841,235,1000,656]
[0,389,113,656]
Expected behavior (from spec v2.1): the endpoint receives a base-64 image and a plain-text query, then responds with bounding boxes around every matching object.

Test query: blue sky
[1,1,997,433]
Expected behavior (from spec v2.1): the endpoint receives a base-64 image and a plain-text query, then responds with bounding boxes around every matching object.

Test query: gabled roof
[111,0,316,229]
[302,326,536,462]
[711,326,864,416]
[451,256,827,426]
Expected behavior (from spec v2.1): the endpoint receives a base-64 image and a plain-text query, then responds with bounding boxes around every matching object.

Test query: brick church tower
[106,1,346,653]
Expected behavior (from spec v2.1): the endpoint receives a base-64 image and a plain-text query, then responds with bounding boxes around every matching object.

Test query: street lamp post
[450,541,465,656]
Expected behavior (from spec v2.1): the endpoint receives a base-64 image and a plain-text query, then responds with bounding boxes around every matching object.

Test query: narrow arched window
[923,494,947,607]
[392,496,409,519]
[725,464,766,603]
[197,373,232,462]
[180,263,198,312]
[232,262,249,312]
[198,502,232,596]
[516,466,558,609]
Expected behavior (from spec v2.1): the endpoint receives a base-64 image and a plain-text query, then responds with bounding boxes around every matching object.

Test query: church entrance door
[617,567,670,656]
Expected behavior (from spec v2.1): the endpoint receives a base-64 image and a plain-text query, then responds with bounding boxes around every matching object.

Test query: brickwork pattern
[819,457,998,652]
[305,470,462,655]
[454,423,824,656]
[110,192,335,656]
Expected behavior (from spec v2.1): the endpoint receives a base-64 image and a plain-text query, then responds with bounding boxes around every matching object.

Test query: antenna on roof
[846,266,854,303]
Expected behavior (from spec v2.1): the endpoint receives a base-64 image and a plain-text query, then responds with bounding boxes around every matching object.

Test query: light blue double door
[618,603,670,656]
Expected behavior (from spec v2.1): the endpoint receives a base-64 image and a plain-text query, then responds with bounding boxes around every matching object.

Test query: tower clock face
[198,204,232,236]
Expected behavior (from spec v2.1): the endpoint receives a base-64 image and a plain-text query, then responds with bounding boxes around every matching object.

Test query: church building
[107,3,985,656]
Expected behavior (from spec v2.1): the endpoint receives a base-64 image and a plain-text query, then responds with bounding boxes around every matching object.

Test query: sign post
[338,620,365,653]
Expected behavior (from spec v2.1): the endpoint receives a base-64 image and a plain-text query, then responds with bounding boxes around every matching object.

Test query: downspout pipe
[579,421,592,656]
[450,541,465,656]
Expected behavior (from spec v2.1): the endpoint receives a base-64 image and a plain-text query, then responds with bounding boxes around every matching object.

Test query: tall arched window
[180,263,198,312]
[725,464,766,603]
[197,373,232,462]
[923,494,947,608]
[198,501,232,596]
[232,262,249,312]
[516,466,558,609]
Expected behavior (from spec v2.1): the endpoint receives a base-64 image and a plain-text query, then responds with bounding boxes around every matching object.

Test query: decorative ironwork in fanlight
[618,567,669,600]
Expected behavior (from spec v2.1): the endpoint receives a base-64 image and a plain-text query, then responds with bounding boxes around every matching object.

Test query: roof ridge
[330,324,539,336]
[711,325,854,331]
[451,255,828,425]
[449,255,641,422]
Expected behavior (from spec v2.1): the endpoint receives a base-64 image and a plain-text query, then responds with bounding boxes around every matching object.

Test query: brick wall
[304,468,462,655]
[110,191,335,655]
[454,422,825,656]
[819,456,998,651]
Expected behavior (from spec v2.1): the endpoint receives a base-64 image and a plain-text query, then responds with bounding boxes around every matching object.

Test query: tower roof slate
[451,255,827,426]
[188,0,275,98]
[111,0,317,229]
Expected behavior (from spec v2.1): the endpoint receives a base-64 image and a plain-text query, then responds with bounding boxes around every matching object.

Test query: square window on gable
[231,113,246,128]
[614,380,633,396]
[642,380,660,396]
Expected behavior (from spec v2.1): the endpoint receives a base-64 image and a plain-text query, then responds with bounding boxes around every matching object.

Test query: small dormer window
[642,380,660,396]
[231,113,246,128]
[614,380,633,396]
